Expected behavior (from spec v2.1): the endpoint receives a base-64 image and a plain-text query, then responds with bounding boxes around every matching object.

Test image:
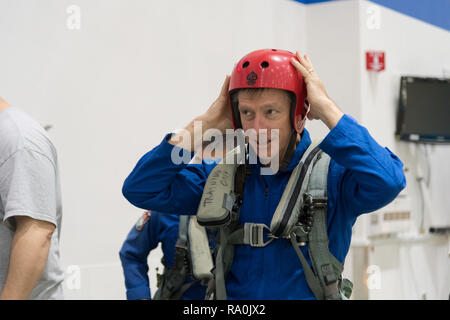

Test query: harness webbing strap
[303,151,342,300]
[215,227,233,300]
[178,215,189,244]
[308,202,342,300]
[289,232,324,299]
[227,228,244,245]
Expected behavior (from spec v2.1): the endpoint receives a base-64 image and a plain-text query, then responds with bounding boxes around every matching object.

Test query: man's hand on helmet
[290,51,344,130]
[168,75,233,151]
[200,75,234,133]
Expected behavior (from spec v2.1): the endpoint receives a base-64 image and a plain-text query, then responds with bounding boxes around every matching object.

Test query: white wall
[298,0,449,300]
[358,0,450,300]
[304,0,362,139]
[1,0,448,300]
[0,0,306,299]
[307,0,450,300]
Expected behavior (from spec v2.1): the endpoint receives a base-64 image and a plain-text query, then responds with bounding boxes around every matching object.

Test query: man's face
[237,88,293,163]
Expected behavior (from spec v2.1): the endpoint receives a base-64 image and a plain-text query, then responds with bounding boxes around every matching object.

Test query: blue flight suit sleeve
[319,114,407,219]
[122,134,208,214]
[119,211,162,300]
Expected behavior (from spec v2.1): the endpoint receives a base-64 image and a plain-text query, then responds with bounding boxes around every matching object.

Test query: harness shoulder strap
[306,151,342,300]
[210,161,248,300]
[291,146,352,300]
[288,143,331,300]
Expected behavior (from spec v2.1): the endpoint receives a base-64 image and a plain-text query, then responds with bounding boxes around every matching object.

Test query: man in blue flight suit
[121,49,406,299]
[119,210,209,300]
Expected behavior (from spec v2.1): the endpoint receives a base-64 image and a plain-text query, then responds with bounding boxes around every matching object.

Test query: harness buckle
[312,196,327,208]
[243,223,274,247]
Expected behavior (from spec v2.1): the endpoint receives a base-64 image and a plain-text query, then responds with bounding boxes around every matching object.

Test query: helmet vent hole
[242,61,250,68]
[261,61,269,68]
[272,49,277,51]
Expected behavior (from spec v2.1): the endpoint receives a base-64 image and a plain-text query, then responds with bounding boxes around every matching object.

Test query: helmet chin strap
[279,129,298,172]
[279,114,307,172]
[297,116,307,134]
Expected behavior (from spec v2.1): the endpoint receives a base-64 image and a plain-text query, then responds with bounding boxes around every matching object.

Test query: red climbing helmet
[229,49,307,132]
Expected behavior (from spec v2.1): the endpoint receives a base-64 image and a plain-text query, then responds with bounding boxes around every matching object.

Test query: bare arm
[0,216,55,300]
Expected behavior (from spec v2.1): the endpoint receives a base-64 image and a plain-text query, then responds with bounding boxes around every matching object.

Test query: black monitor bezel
[395,76,450,144]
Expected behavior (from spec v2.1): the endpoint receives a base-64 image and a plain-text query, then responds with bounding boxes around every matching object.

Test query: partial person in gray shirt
[0,97,64,299]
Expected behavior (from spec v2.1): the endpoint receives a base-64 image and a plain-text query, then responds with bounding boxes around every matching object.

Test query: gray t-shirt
[0,106,64,299]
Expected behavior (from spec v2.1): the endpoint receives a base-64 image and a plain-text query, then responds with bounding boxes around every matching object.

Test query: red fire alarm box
[366,51,385,72]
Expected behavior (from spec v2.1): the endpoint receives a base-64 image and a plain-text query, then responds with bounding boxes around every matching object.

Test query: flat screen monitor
[396,76,450,143]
